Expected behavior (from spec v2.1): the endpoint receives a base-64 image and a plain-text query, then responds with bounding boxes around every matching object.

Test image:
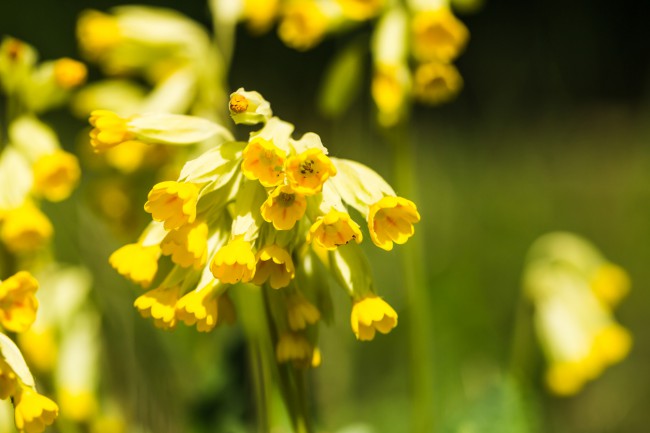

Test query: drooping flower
[52,58,87,89]
[109,243,160,288]
[590,263,630,307]
[411,7,469,63]
[278,2,330,51]
[276,332,315,365]
[350,296,398,341]
[0,203,53,254]
[253,245,295,289]
[285,148,337,195]
[287,294,321,330]
[88,110,140,152]
[13,385,59,433]
[31,151,81,202]
[413,61,463,105]
[210,237,256,284]
[241,138,286,187]
[143,181,199,230]
[161,220,209,269]
[368,196,420,251]
[175,282,223,332]
[260,185,307,230]
[76,10,122,59]
[307,209,363,250]
[0,271,39,333]
[134,285,182,330]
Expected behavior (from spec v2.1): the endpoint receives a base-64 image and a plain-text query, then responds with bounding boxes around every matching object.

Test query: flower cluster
[105,88,420,365]
[0,271,59,433]
[0,37,83,256]
[213,0,471,126]
[523,232,632,396]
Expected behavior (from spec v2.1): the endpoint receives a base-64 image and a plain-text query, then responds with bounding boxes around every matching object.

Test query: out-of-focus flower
[278,1,333,51]
[53,58,87,89]
[0,271,39,333]
[413,61,463,105]
[0,203,53,254]
[31,151,81,202]
[411,7,469,63]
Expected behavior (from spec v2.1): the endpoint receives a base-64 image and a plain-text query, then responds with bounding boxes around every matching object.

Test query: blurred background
[1,0,649,432]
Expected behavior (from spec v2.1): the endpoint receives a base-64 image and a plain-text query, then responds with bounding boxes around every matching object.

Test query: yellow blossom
[31,151,81,202]
[287,295,320,330]
[244,0,280,33]
[134,286,182,330]
[307,209,363,250]
[0,357,17,399]
[59,389,97,422]
[18,328,57,373]
[144,181,199,230]
[161,221,208,269]
[109,243,160,288]
[590,263,630,307]
[0,271,39,333]
[241,138,286,187]
[371,64,410,127]
[88,110,140,152]
[276,332,314,365]
[260,185,307,230]
[175,283,221,332]
[53,58,87,89]
[278,1,330,51]
[592,323,632,366]
[252,245,295,289]
[103,140,154,173]
[368,196,420,251]
[0,204,53,254]
[545,361,587,396]
[337,0,384,21]
[350,296,398,341]
[285,148,337,195]
[77,10,121,58]
[411,8,469,63]
[210,238,256,284]
[413,61,463,105]
[13,386,59,433]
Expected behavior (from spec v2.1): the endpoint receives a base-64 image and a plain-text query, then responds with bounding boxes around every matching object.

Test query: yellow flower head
[350,296,398,341]
[260,185,307,230]
[134,286,182,330]
[411,8,469,63]
[109,243,160,288]
[0,357,17,399]
[368,196,420,251]
[337,0,384,21]
[53,58,87,89]
[58,389,97,423]
[210,238,256,284]
[0,204,53,254]
[175,283,220,332]
[77,10,121,58]
[244,0,280,33]
[161,221,208,269]
[17,328,58,373]
[241,138,286,187]
[31,151,81,202]
[252,245,295,289]
[276,332,314,365]
[544,361,587,396]
[287,295,321,330]
[307,209,363,250]
[278,1,329,51]
[413,61,463,105]
[0,271,39,333]
[88,110,139,152]
[590,263,630,307]
[371,64,410,127]
[13,386,59,433]
[285,148,337,195]
[144,181,199,231]
[592,323,632,366]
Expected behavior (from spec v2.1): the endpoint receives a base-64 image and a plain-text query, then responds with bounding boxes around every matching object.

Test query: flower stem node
[13,386,59,433]
[368,196,420,251]
[109,243,161,288]
[144,181,199,230]
[252,245,295,289]
[0,271,39,333]
[350,296,398,341]
[307,209,363,250]
[210,238,257,284]
[260,185,307,230]
[134,286,181,330]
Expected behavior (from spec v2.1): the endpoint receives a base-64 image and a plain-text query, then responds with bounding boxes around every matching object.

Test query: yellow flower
[0,204,53,253]
[241,138,286,187]
[371,64,410,127]
[0,271,39,333]
[228,88,273,125]
[276,332,314,365]
[77,10,121,58]
[368,196,420,251]
[175,283,220,332]
[411,8,469,63]
[544,361,587,396]
[287,295,320,330]
[88,110,140,152]
[260,185,307,230]
[413,61,463,105]
[591,323,632,366]
[58,389,97,422]
[0,357,17,399]
[210,238,256,284]
[13,386,59,433]
[144,181,199,230]
[252,245,295,289]
[350,296,398,341]
[336,0,384,21]
[31,151,81,202]
[53,58,87,89]
[109,243,160,288]
[307,209,363,250]
[134,286,182,330]
[278,1,329,51]
[18,328,58,373]
[590,263,630,307]
[285,148,337,195]
[244,0,280,33]
[161,221,208,269]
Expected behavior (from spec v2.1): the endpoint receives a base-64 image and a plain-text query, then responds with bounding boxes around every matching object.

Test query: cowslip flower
[241,138,286,187]
[77,10,121,59]
[307,209,363,250]
[278,2,330,51]
[134,285,182,330]
[88,110,140,152]
[161,220,209,269]
[411,7,469,63]
[252,244,295,289]
[0,203,53,254]
[31,150,81,202]
[109,243,161,287]
[413,61,463,105]
[210,237,257,284]
[285,148,337,195]
[52,58,87,89]
[368,196,420,251]
[175,281,225,332]
[0,357,18,399]
[0,271,39,333]
[590,263,630,307]
[350,296,398,341]
[144,181,200,230]
[13,385,59,433]
[276,332,315,365]
[260,185,307,230]
[287,294,321,331]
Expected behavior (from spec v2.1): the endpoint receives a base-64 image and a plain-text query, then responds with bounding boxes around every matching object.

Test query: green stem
[384,123,435,433]
[508,292,536,386]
